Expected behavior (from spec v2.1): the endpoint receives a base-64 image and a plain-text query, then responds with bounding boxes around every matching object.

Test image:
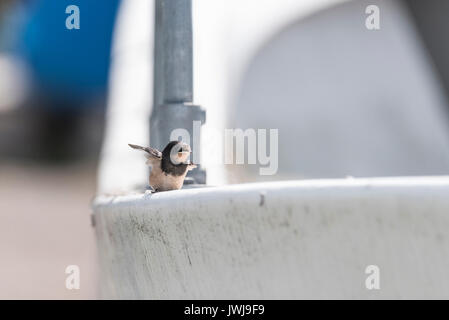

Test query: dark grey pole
[162,0,192,103]
[151,0,206,184]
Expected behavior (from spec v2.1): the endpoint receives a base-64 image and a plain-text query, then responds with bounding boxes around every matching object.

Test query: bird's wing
[128,143,162,159]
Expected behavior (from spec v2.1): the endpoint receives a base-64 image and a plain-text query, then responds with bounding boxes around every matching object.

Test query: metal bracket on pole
[150,0,206,185]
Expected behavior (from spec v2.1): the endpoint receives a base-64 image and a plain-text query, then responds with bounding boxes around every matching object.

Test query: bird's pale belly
[149,164,186,191]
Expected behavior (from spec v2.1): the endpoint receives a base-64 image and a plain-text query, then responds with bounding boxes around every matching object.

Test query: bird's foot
[145,186,157,194]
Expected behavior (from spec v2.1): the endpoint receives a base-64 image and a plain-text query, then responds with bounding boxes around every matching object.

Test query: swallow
[128,141,197,192]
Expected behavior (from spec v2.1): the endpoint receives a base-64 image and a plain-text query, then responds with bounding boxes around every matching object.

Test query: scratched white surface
[94,177,449,299]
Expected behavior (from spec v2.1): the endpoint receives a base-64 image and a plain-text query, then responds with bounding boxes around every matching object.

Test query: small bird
[128,141,197,192]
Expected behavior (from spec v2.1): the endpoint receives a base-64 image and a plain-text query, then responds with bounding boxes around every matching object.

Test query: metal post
[151,0,206,184]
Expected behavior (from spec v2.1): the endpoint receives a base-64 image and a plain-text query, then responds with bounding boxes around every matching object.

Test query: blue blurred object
[14,0,121,108]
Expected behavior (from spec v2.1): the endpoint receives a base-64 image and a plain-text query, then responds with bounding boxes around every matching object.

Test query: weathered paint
[93,177,449,299]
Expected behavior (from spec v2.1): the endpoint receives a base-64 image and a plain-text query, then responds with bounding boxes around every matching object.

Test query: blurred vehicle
[0,0,120,162]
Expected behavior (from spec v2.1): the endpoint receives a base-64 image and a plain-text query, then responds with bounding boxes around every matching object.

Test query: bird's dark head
[162,141,192,165]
